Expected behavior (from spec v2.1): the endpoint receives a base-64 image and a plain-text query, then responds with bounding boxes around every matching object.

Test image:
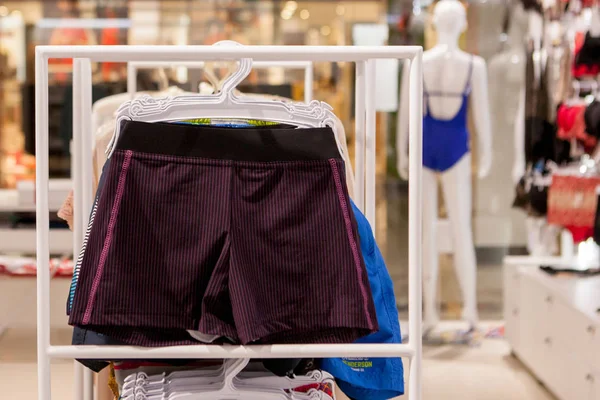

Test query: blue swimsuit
[422,57,473,172]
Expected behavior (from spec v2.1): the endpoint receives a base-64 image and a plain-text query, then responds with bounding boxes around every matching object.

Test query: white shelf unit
[35,45,424,400]
[503,258,600,400]
[0,181,72,254]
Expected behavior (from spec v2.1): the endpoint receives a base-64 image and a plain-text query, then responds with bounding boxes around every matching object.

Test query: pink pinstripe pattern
[328,158,374,330]
[70,150,377,346]
[82,150,133,324]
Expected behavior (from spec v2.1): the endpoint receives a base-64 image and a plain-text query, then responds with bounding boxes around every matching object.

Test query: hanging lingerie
[422,56,472,172]
[594,190,600,245]
[585,100,600,139]
[512,161,551,218]
[547,173,600,243]
[573,31,600,78]
[556,103,597,150]
[524,44,570,165]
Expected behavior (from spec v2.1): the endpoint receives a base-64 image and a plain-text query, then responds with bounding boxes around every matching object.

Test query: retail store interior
[0,0,599,399]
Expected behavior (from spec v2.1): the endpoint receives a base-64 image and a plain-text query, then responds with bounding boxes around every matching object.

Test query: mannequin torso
[485,3,529,245]
[398,0,492,178]
[489,3,528,125]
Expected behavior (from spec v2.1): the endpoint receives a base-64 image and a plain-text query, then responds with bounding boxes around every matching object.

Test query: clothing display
[584,100,600,138]
[54,61,403,399]
[421,57,472,172]
[512,162,552,218]
[69,121,377,346]
[0,256,73,277]
[547,173,600,243]
[320,201,404,400]
[573,31,600,78]
[514,7,600,251]
[556,103,597,149]
[594,190,600,244]
[524,44,560,165]
[119,360,336,400]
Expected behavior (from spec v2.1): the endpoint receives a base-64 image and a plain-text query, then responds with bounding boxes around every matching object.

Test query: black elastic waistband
[116,120,342,162]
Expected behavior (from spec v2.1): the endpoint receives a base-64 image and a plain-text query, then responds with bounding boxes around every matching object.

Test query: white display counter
[504,257,600,400]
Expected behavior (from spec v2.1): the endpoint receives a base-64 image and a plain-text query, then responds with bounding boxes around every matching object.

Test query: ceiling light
[336,5,345,16]
[320,25,331,36]
[286,1,298,11]
[281,9,293,20]
[0,6,9,17]
[300,9,310,19]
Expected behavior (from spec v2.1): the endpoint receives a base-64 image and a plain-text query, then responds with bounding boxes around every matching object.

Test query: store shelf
[0,179,71,212]
[0,228,71,254]
[0,189,27,212]
[0,274,70,329]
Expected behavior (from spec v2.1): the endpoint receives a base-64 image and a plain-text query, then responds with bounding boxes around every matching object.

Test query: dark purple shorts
[69,120,378,346]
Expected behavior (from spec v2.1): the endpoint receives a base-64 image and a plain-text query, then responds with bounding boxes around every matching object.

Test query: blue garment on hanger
[320,200,404,400]
[422,57,473,172]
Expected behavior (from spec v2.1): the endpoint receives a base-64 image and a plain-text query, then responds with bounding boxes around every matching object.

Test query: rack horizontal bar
[37,45,420,62]
[47,344,414,359]
[128,60,313,68]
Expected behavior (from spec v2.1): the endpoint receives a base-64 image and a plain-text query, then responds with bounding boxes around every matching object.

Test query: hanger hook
[211,40,252,96]
[157,67,169,91]
[223,358,250,389]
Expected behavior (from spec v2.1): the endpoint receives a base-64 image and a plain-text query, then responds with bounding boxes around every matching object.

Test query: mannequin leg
[541,223,560,256]
[439,155,479,328]
[422,166,440,331]
[526,217,557,256]
[525,217,540,255]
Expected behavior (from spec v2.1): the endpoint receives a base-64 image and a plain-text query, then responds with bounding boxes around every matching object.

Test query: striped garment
[69,120,377,346]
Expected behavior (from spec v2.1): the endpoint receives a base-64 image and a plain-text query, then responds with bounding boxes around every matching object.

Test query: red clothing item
[101,26,120,80]
[556,103,597,148]
[565,226,594,243]
[48,27,92,82]
[293,381,335,398]
[548,174,600,238]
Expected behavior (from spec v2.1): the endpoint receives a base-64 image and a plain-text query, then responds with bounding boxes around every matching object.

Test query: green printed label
[180,118,279,126]
[342,358,373,370]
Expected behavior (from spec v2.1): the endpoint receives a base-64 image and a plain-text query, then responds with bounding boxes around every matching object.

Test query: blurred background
[0,1,598,400]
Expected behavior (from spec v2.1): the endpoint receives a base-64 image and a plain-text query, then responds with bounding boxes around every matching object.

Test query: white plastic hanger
[125,367,330,394]
[122,364,226,394]
[123,359,330,400]
[106,41,342,159]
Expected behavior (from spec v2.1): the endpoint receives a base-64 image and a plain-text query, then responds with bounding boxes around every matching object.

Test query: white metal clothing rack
[127,60,314,102]
[35,45,423,400]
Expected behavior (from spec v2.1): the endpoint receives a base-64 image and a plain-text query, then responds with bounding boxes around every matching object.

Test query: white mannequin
[487,3,529,246]
[397,0,492,331]
[489,3,528,127]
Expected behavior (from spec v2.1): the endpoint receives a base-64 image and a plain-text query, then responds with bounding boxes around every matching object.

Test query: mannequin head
[433,0,467,41]
[511,1,529,33]
[507,1,529,44]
